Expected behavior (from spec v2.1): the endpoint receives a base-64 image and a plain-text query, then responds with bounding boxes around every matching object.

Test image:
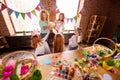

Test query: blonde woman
[39,9,50,38]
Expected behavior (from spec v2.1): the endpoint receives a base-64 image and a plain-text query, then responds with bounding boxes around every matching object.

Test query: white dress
[34,32,51,56]
[35,41,51,56]
[68,35,78,49]
[55,21,64,34]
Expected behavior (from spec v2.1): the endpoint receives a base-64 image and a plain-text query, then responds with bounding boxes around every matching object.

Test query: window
[5,0,80,33]
[6,0,40,32]
[56,0,79,31]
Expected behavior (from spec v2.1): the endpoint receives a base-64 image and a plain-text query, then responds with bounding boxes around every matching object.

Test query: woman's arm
[44,42,51,54]
[43,31,50,41]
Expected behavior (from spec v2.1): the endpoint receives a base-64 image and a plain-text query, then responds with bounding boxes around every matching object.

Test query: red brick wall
[41,0,56,21]
[101,1,120,38]
[0,12,10,36]
[80,0,120,40]
[80,0,111,40]
[0,0,15,36]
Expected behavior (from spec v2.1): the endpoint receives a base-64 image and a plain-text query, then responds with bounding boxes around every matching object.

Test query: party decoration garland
[0,1,82,22]
[0,1,43,19]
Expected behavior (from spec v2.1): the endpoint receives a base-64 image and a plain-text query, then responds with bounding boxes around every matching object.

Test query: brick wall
[79,0,111,40]
[80,0,120,40]
[101,0,120,38]
[0,12,10,36]
[41,0,56,21]
[0,0,15,36]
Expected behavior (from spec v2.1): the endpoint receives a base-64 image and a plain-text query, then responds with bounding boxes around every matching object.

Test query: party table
[37,49,120,80]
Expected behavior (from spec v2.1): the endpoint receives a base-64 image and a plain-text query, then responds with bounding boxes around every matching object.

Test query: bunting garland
[0,1,44,19]
[65,17,77,23]
[70,18,73,23]
[8,8,13,15]
[0,2,7,11]
[26,12,31,19]
[74,16,77,22]
[0,1,80,22]
[55,9,60,14]
[31,10,37,16]
[35,6,40,11]
[66,18,69,23]
[15,11,20,18]
[79,7,86,15]
[21,13,25,19]
[39,2,44,9]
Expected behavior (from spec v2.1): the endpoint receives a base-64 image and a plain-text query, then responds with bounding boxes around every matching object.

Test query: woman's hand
[44,25,51,31]
[43,26,47,30]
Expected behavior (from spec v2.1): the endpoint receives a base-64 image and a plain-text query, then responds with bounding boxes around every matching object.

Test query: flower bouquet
[0,51,42,80]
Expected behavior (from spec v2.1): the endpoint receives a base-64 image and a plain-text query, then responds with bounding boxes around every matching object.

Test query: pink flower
[1,77,10,80]
[6,60,16,67]
[21,65,29,75]
[33,60,37,65]
[2,65,14,77]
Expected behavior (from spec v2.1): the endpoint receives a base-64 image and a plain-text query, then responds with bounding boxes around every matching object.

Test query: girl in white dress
[55,13,65,34]
[31,32,51,56]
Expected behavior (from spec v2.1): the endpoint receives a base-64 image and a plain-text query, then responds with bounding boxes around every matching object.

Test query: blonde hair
[53,34,64,53]
[40,9,49,23]
[31,35,42,48]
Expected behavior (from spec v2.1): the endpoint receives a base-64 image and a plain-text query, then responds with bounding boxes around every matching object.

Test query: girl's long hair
[31,35,42,48]
[53,34,64,53]
[58,13,65,22]
[40,9,49,23]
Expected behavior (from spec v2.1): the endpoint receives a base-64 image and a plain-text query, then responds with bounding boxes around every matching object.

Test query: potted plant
[103,59,115,70]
